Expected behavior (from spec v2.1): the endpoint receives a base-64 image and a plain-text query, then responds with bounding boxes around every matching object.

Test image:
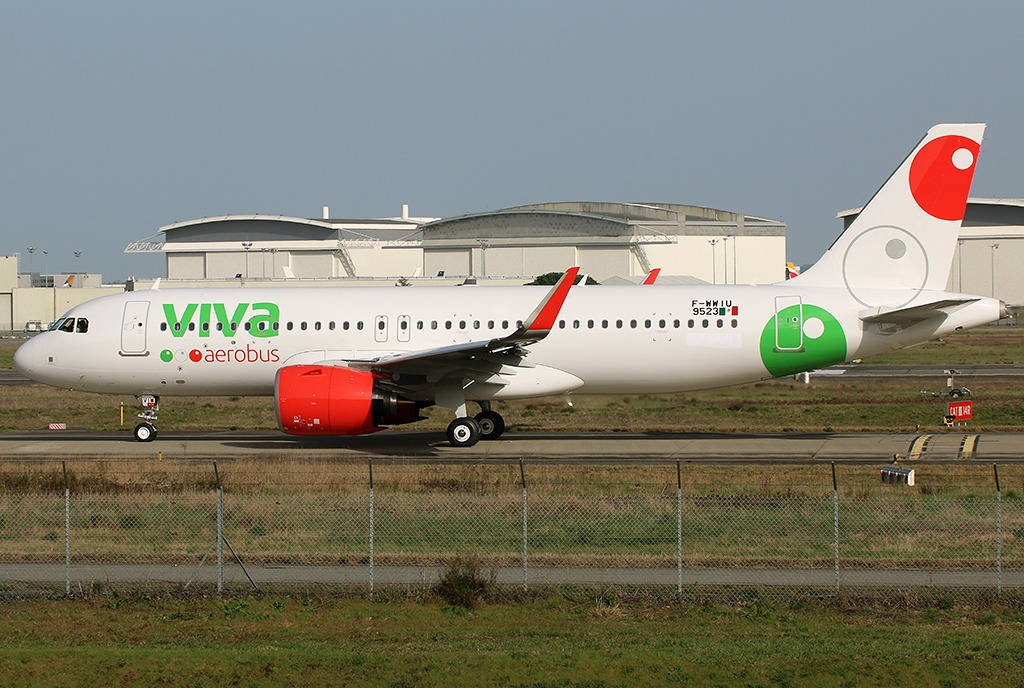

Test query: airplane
[642,268,661,285]
[14,123,1005,447]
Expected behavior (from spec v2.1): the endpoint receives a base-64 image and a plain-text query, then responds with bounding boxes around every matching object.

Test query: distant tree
[527,272,598,286]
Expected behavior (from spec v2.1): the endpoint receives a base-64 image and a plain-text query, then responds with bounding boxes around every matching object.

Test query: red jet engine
[275,365,420,436]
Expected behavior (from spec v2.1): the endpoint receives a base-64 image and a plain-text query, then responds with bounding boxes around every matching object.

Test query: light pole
[707,239,719,284]
[957,239,964,292]
[27,246,36,274]
[990,243,999,297]
[73,251,82,286]
[241,242,253,280]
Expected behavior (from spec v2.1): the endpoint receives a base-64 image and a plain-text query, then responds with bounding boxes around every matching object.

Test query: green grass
[1,596,1023,687]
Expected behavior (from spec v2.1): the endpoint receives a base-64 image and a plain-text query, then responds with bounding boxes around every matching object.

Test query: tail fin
[794,123,985,306]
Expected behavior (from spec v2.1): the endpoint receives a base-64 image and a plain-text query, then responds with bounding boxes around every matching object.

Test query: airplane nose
[13,338,39,378]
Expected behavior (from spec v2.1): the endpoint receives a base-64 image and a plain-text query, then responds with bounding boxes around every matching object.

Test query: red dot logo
[189,349,203,362]
[908,135,980,221]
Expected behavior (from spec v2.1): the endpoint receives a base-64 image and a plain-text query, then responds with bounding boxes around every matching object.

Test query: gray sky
[2,0,1022,281]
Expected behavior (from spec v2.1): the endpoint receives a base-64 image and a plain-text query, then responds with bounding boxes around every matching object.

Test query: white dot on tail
[952,148,974,170]
[803,317,825,339]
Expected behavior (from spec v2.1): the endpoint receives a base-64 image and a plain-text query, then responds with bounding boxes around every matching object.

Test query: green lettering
[213,303,249,336]
[162,303,197,338]
[198,303,211,338]
[249,302,280,338]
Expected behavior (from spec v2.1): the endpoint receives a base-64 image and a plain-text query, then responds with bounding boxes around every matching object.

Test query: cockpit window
[75,318,89,333]
[57,318,75,333]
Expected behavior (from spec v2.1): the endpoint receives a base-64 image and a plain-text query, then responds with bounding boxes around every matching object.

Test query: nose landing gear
[133,394,159,442]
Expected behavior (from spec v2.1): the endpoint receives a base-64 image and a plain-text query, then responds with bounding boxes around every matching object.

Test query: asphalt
[2,563,1019,589]
[0,429,1020,463]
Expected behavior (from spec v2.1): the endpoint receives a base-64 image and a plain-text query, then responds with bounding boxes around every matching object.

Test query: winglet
[642,268,660,285]
[521,266,580,333]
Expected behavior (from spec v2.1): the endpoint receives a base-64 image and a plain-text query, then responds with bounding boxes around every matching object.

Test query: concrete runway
[0,429,1021,463]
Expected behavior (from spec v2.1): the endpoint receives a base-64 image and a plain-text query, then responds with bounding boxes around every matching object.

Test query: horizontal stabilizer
[859,298,978,324]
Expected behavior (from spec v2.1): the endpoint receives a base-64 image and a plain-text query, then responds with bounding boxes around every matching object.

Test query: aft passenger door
[773,296,803,352]
[120,301,150,355]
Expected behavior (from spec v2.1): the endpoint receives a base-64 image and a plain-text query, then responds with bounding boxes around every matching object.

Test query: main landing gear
[133,394,159,442]
[443,401,506,448]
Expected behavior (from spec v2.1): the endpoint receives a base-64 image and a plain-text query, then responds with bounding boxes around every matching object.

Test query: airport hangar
[123,202,788,288]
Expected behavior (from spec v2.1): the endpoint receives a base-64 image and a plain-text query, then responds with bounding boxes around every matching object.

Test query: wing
[342,267,580,390]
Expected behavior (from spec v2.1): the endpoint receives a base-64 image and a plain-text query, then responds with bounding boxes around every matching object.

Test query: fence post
[62,462,70,596]
[369,460,375,597]
[676,461,682,599]
[831,463,839,595]
[520,459,528,592]
[994,463,1002,596]
[214,462,223,594]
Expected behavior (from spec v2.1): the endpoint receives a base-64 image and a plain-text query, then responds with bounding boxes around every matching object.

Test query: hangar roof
[837,198,1024,230]
[420,202,783,241]
[158,214,423,244]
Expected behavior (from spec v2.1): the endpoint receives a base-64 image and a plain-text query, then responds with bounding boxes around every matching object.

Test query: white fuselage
[14,284,1002,400]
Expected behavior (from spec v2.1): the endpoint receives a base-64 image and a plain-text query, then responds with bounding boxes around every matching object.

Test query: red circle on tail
[908,135,979,221]
[189,349,202,362]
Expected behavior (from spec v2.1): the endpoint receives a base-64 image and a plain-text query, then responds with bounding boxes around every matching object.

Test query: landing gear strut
[133,394,159,442]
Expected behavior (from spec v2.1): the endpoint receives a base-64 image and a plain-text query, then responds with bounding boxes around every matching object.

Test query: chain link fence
[0,460,1021,601]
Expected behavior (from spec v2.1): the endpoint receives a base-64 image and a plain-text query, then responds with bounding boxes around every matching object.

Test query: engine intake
[275,365,420,436]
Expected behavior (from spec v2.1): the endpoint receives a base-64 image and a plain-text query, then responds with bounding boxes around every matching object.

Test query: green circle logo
[759,304,846,377]
[160,349,173,363]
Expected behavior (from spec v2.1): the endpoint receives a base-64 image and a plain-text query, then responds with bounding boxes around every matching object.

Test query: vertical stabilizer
[794,123,985,307]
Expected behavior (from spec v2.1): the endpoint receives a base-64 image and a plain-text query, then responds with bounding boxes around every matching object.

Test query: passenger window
[517,320,523,328]
[702,319,709,328]
[286,322,293,331]
[473,320,480,329]
[431,321,438,330]
[731,319,738,328]
[587,319,594,328]
[174,322,181,332]
[487,320,494,329]
[300,322,307,331]
[417,321,424,330]
[258,322,267,331]
[230,322,238,331]
[459,320,466,329]
[58,318,75,333]
[357,321,364,330]
[160,323,167,332]
[343,322,349,330]
[315,322,322,331]
[673,319,680,328]
[573,320,580,329]
[202,322,210,332]
[328,322,334,331]
[377,320,385,330]
[189,322,196,331]
[502,320,509,329]
[76,318,89,333]
[558,320,565,329]
[219,322,226,331]
[644,320,652,328]
[688,319,694,328]
[274,322,281,331]
[445,321,452,330]
[400,320,408,330]
[658,319,665,328]
[616,320,623,328]
[602,320,608,328]
[630,320,637,328]
[717,319,723,328]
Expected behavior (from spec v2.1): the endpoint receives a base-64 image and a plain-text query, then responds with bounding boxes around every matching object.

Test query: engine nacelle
[275,365,421,436]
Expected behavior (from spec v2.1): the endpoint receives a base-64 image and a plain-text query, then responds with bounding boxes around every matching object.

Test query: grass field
[1,596,1023,687]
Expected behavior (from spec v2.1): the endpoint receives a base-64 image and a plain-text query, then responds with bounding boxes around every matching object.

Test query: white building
[126,202,788,286]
